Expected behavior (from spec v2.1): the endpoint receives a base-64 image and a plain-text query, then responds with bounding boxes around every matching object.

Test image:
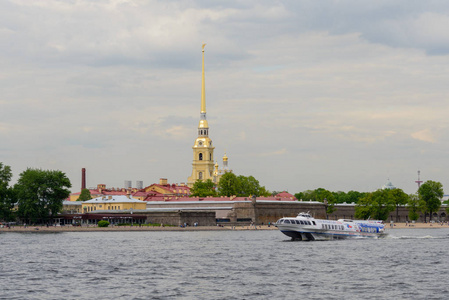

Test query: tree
[217,172,239,196]
[355,189,395,221]
[408,193,424,221]
[294,190,316,201]
[418,180,443,222]
[190,179,217,197]
[295,188,336,215]
[313,188,336,215]
[15,168,71,224]
[236,175,262,197]
[346,191,366,204]
[217,173,269,197]
[0,163,16,222]
[258,186,272,197]
[389,188,409,222]
[77,188,92,201]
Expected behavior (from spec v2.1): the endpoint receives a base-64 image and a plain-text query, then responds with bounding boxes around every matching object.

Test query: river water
[1,228,448,299]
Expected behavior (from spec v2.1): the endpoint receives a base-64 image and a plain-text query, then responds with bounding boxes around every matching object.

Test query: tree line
[295,181,446,221]
[0,162,71,224]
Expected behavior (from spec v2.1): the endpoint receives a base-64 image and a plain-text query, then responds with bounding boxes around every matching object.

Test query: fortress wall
[231,201,327,224]
[231,201,448,224]
[317,204,447,223]
[141,211,216,227]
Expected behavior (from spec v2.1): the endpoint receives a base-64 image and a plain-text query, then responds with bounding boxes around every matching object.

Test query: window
[199,172,203,180]
[199,153,203,160]
[284,220,291,224]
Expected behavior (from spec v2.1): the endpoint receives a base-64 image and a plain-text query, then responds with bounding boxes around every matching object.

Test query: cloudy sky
[1,0,449,195]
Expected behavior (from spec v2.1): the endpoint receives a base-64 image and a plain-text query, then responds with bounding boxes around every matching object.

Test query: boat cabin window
[312,221,316,225]
[284,220,291,224]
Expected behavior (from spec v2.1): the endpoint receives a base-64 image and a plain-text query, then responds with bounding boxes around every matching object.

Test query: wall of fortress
[229,201,448,224]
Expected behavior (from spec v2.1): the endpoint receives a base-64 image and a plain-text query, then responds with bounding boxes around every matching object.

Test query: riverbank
[387,222,449,229]
[0,224,278,233]
[1,222,448,233]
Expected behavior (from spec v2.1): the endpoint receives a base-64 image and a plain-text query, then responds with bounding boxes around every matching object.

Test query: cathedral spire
[187,44,215,188]
[198,44,209,137]
[201,43,206,115]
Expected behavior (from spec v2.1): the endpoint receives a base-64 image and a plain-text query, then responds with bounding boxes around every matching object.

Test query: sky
[1,0,449,195]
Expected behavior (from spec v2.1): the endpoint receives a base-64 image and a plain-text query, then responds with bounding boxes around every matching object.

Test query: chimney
[159,178,168,185]
[81,168,86,191]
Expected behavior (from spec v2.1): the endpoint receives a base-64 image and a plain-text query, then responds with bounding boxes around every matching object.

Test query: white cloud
[411,129,437,143]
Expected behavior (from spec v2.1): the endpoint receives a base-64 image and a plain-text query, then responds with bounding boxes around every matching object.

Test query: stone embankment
[1,222,448,233]
[0,224,278,233]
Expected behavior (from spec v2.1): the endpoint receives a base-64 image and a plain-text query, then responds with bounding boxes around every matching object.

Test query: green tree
[0,163,16,222]
[190,179,217,197]
[77,188,92,201]
[15,168,71,224]
[295,188,336,214]
[313,188,336,215]
[418,180,443,222]
[294,190,316,201]
[407,193,424,221]
[258,186,272,197]
[355,189,395,221]
[346,191,366,204]
[332,191,346,204]
[236,175,262,197]
[217,172,239,196]
[390,188,409,222]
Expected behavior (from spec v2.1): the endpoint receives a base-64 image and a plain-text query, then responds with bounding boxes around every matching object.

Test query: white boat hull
[275,213,387,241]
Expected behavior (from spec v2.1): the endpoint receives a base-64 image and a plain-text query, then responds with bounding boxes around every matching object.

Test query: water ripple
[1,229,449,299]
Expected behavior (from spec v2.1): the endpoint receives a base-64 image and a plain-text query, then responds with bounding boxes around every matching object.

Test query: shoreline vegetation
[1,222,449,233]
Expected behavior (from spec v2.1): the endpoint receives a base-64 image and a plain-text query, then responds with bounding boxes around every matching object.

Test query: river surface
[1,228,448,299]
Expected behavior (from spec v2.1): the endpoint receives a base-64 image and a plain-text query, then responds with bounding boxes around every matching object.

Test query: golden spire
[201,43,206,114]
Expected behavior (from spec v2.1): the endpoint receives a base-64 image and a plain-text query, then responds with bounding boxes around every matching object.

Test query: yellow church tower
[187,44,215,187]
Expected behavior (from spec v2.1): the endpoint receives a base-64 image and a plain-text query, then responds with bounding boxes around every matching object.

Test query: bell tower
[187,44,215,187]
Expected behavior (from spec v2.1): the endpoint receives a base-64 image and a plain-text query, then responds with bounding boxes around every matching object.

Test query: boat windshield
[297,213,312,218]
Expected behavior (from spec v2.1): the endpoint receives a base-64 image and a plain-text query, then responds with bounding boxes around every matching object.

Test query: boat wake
[387,235,449,240]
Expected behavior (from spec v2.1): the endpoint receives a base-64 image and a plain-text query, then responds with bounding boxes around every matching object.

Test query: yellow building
[82,195,146,213]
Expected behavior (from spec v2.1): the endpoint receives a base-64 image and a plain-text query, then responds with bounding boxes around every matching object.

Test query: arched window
[210,153,212,161]
[199,153,203,160]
